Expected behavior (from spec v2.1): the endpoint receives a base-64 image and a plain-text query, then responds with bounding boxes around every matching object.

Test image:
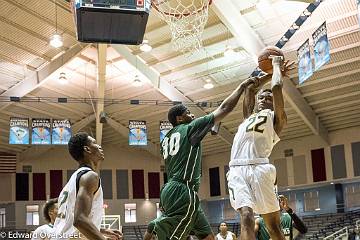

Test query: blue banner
[160,121,172,143]
[52,119,72,145]
[129,120,147,146]
[297,39,313,84]
[31,119,51,145]
[9,118,29,144]
[313,22,330,71]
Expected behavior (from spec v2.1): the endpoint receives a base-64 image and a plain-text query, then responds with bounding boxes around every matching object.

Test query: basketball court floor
[0,0,359,239]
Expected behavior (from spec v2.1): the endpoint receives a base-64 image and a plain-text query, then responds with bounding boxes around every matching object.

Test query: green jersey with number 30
[161,114,214,191]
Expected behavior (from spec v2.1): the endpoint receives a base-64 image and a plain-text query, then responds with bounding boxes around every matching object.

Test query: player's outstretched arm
[242,82,257,120]
[242,74,272,119]
[212,78,255,123]
[271,56,288,135]
[73,171,107,240]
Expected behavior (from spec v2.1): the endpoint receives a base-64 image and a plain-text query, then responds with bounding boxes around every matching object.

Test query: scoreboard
[72,0,151,44]
[74,0,151,12]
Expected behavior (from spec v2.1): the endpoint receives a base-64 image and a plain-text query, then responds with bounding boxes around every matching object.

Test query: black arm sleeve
[287,209,308,234]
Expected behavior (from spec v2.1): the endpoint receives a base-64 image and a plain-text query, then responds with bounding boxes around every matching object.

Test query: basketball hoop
[152,0,212,54]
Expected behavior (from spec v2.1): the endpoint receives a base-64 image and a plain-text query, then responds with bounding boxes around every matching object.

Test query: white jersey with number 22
[230,109,280,166]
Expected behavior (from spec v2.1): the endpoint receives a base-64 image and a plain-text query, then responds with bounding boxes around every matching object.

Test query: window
[304,191,320,212]
[345,184,360,208]
[124,203,136,223]
[0,208,5,228]
[26,205,39,226]
[156,203,162,218]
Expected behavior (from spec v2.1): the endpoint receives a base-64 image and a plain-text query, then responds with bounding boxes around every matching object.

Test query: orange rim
[152,0,212,18]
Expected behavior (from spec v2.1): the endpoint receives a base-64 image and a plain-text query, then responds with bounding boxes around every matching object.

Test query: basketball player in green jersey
[144,77,261,240]
[255,195,307,240]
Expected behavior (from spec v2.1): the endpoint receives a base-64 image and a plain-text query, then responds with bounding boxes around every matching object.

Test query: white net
[152,0,211,54]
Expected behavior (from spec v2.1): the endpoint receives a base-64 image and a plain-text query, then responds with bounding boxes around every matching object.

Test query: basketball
[258,46,284,74]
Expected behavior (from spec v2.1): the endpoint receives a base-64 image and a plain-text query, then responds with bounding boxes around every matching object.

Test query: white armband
[271,56,283,88]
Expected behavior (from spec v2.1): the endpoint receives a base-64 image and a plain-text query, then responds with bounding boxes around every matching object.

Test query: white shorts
[227,163,279,214]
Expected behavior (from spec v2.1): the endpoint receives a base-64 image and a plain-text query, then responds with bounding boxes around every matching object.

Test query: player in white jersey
[215,222,236,240]
[52,132,122,240]
[227,56,294,240]
[31,198,58,240]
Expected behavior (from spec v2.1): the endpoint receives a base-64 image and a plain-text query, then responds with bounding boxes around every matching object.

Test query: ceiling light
[132,77,143,87]
[203,82,214,89]
[224,45,236,58]
[51,1,62,49]
[58,72,68,84]
[50,34,63,48]
[140,39,152,52]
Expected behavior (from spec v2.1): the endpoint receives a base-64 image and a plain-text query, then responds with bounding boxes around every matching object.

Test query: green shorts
[147,181,213,240]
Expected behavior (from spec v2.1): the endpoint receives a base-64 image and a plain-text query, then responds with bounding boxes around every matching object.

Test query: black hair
[257,88,273,103]
[219,221,228,227]
[43,198,58,223]
[68,132,90,161]
[258,88,272,95]
[168,104,188,126]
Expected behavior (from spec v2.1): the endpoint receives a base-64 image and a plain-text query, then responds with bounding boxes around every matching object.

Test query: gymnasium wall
[0,173,15,202]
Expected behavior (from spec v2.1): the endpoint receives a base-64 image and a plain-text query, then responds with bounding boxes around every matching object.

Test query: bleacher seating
[297,209,360,239]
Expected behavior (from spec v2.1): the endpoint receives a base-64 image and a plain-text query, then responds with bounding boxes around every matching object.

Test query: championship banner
[52,119,72,145]
[9,118,29,144]
[129,120,147,146]
[31,118,51,145]
[297,39,313,84]
[313,22,330,71]
[160,121,172,142]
